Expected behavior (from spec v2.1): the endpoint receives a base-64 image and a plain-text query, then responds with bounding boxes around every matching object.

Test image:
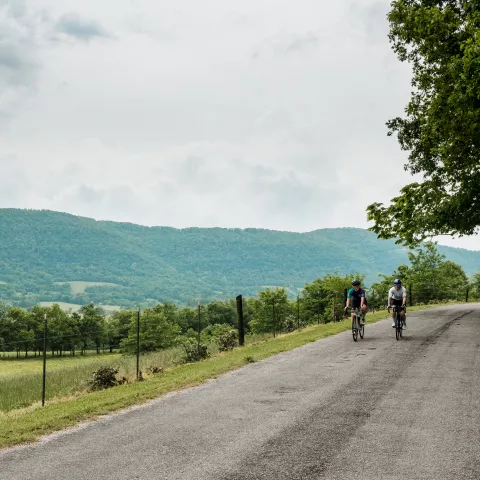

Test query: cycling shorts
[352,298,368,309]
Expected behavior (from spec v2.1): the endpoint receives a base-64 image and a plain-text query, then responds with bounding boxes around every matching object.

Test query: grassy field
[38,302,121,313]
[0,349,185,412]
[54,281,121,294]
[0,303,460,449]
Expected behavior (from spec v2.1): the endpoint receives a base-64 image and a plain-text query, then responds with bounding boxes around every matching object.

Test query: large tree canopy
[367,0,480,246]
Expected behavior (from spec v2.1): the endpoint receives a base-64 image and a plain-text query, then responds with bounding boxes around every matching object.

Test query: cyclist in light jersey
[388,279,407,328]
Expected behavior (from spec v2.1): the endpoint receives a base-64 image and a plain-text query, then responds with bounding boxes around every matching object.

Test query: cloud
[54,13,109,41]
[348,1,390,45]
[0,1,46,130]
[0,0,478,252]
[252,31,320,59]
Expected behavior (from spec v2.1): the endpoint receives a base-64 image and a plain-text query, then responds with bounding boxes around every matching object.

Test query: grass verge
[0,303,459,449]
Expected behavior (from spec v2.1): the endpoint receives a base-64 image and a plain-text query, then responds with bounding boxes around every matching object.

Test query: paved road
[2,305,479,479]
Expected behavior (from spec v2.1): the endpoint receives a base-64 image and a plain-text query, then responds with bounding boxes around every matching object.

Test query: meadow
[0,348,186,412]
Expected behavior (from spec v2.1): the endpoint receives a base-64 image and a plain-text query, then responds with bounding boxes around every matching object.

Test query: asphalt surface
[1,304,479,479]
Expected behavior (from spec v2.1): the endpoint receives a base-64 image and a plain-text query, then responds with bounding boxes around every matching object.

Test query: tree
[79,304,105,354]
[205,300,237,327]
[470,270,480,299]
[249,288,290,335]
[371,243,468,304]
[437,260,469,300]
[367,1,480,246]
[302,273,363,324]
[121,309,180,353]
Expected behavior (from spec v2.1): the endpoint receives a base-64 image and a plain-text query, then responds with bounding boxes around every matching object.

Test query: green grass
[0,349,185,412]
[0,303,461,449]
[54,281,121,295]
[38,302,121,313]
[0,353,121,376]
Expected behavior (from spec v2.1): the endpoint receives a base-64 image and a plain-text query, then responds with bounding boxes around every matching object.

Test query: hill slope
[0,209,479,308]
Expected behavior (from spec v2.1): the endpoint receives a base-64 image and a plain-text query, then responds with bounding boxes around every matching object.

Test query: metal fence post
[272,298,276,338]
[42,314,47,407]
[197,302,201,355]
[136,308,140,381]
[236,295,245,346]
[297,294,300,329]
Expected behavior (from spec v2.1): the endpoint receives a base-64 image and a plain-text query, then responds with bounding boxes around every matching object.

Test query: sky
[1,0,479,251]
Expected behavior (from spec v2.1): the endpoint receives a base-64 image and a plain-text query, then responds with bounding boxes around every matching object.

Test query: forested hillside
[1,209,479,308]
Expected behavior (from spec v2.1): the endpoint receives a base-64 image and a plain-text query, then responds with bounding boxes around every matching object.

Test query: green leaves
[368,0,480,245]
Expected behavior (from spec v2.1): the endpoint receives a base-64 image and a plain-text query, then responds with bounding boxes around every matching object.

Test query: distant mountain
[0,209,479,308]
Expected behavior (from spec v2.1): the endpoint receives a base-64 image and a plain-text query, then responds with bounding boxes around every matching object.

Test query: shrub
[182,339,209,362]
[218,330,238,352]
[90,366,119,390]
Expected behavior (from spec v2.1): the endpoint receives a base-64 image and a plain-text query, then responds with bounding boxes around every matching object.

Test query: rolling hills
[0,209,479,308]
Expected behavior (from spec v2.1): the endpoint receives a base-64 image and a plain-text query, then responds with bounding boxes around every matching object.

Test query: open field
[53,281,121,295]
[0,353,122,377]
[38,302,121,313]
[0,349,184,412]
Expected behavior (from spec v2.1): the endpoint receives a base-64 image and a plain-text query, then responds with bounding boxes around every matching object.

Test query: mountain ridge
[1,208,479,308]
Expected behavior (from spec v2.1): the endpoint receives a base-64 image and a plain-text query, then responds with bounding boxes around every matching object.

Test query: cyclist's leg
[361,304,368,324]
[391,300,400,326]
[352,301,359,327]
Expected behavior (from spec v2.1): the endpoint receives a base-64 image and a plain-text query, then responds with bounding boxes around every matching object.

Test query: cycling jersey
[388,286,407,303]
[348,288,367,308]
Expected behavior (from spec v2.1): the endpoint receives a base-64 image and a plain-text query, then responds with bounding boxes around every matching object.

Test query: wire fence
[0,283,476,412]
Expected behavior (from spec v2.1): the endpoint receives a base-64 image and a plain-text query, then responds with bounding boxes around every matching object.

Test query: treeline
[1,244,479,358]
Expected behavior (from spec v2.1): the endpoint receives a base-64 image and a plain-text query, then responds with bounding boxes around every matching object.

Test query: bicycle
[349,307,365,342]
[388,305,406,341]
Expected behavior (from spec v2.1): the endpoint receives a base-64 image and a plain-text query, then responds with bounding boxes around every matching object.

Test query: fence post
[317,292,321,325]
[42,314,47,407]
[332,296,336,322]
[297,294,300,329]
[197,302,201,355]
[272,298,276,338]
[343,289,348,317]
[466,286,469,303]
[409,284,413,307]
[136,308,141,381]
[236,295,245,346]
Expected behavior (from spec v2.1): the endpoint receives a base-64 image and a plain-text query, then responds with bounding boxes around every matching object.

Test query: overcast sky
[1,0,478,250]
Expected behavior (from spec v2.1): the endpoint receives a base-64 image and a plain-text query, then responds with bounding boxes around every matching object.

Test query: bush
[284,315,297,332]
[218,330,238,351]
[182,339,209,362]
[147,365,164,374]
[90,366,119,390]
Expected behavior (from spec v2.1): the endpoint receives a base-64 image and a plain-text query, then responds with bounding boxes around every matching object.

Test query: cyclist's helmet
[393,279,402,286]
[352,280,361,286]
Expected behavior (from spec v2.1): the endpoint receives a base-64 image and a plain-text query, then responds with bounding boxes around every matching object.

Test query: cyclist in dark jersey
[344,280,368,325]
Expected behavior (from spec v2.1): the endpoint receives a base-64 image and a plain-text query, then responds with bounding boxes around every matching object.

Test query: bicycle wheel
[395,313,401,341]
[359,321,364,339]
[400,319,403,338]
[352,320,358,342]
